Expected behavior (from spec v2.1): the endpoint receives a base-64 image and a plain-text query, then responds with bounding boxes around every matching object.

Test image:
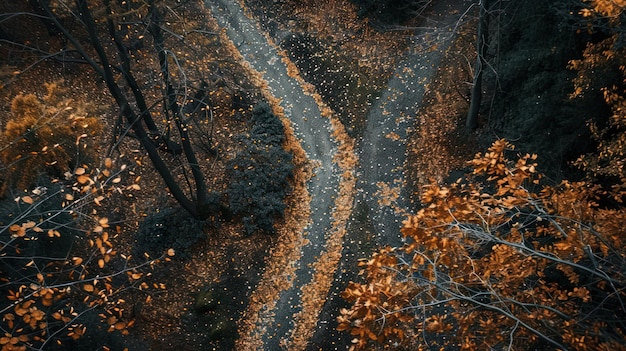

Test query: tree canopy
[339,139,626,350]
[339,1,626,349]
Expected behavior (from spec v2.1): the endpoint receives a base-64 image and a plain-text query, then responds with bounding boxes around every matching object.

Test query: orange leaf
[77,174,90,184]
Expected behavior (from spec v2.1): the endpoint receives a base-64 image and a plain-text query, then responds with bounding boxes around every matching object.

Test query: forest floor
[221,0,481,349]
[0,0,483,350]
[131,0,482,348]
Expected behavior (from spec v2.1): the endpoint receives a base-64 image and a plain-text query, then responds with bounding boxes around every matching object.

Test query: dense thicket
[134,208,206,259]
[488,1,607,179]
[227,103,293,235]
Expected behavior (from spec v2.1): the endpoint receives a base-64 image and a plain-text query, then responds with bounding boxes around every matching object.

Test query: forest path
[359,0,473,248]
[207,0,471,349]
[308,0,474,349]
[206,0,346,350]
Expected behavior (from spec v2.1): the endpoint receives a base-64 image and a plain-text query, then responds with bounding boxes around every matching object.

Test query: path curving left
[205,0,353,349]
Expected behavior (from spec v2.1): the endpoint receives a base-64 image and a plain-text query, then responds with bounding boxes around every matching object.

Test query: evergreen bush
[350,0,429,26]
[0,182,77,269]
[227,103,293,235]
[134,208,205,258]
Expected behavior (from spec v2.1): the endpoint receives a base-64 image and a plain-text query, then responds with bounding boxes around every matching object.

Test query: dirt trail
[206,0,347,349]
[308,1,474,349]
[207,0,472,349]
[359,0,473,248]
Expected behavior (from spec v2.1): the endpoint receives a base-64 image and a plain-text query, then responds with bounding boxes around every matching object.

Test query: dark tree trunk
[466,0,489,130]
[35,0,206,217]
[148,6,208,211]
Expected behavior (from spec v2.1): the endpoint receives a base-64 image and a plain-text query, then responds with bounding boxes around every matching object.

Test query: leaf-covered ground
[0,0,485,349]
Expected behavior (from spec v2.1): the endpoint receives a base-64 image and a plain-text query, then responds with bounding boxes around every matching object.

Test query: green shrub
[0,182,77,269]
[350,0,429,26]
[46,308,129,351]
[488,1,600,179]
[134,208,205,258]
[227,103,293,235]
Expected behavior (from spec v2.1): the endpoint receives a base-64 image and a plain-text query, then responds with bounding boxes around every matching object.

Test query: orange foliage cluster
[339,140,626,350]
[570,1,626,181]
[581,0,626,18]
[0,81,101,194]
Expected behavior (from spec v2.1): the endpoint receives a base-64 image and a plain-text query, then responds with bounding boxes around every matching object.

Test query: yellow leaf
[21,196,33,204]
[83,284,94,292]
[75,167,86,175]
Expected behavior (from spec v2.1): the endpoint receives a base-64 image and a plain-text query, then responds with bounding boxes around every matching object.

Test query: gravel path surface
[206,0,342,349]
[359,0,472,248]
[207,0,471,349]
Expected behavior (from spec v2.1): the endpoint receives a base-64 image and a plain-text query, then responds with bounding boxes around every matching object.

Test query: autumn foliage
[0,81,101,195]
[570,0,626,181]
[339,139,626,350]
[0,155,171,350]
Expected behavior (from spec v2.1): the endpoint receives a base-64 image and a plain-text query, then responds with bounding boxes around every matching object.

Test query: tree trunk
[466,0,489,130]
[69,0,200,217]
[148,6,209,212]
